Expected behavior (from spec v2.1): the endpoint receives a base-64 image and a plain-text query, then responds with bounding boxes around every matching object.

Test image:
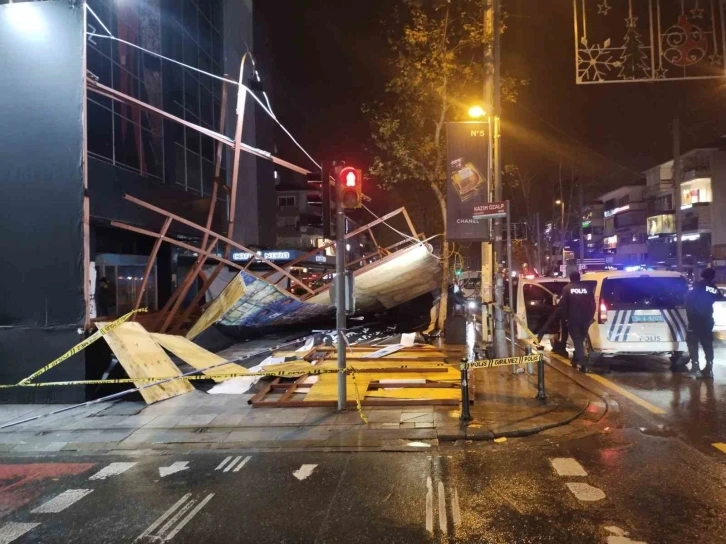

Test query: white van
[516,271,689,365]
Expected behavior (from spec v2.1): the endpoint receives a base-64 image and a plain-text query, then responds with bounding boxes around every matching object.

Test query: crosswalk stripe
[425,477,433,534]
[233,456,251,472]
[224,456,242,473]
[164,494,214,541]
[550,458,588,477]
[437,481,447,535]
[135,493,192,542]
[451,487,461,527]
[215,456,232,471]
[0,523,40,544]
[32,489,93,514]
[89,462,137,481]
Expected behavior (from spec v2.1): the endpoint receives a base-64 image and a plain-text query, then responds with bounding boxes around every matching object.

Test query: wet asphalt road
[567,340,726,457]
[0,427,724,544]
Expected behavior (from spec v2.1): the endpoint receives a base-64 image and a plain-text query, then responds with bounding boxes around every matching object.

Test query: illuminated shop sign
[603,205,630,218]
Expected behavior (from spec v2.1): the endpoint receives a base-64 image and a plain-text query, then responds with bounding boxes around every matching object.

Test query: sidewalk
[0,354,606,454]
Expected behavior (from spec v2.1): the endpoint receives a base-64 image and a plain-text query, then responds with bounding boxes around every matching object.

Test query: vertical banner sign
[574,0,726,84]
[446,122,491,241]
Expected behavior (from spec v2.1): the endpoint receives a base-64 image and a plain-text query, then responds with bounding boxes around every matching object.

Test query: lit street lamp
[468,105,487,119]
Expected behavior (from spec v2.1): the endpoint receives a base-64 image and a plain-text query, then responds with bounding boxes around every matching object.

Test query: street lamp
[555,200,565,275]
[468,105,487,119]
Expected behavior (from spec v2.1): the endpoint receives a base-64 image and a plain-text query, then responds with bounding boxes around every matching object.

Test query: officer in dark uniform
[558,271,596,372]
[685,268,723,379]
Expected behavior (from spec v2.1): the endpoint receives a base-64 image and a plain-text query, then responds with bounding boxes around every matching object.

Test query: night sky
[258,0,726,222]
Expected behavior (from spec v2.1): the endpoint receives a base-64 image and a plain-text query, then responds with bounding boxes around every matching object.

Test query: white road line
[292,464,317,481]
[159,462,190,478]
[31,489,93,514]
[451,487,461,527]
[157,498,196,537]
[566,482,606,502]
[224,456,242,473]
[550,458,588,477]
[0,523,40,544]
[135,493,192,542]
[233,456,251,472]
[89,462,137,481]
[215,456,232,471]
[425,477,433,534]
[438,481,447,535]
[164,493,214,541]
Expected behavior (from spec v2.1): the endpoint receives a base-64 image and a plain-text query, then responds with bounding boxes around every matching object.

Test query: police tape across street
[460,354,541,370]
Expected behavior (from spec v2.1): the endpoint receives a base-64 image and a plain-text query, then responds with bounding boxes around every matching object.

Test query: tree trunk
[431,181,449,331]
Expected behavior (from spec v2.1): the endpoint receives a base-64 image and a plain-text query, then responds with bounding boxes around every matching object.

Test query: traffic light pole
[335,189,347,411]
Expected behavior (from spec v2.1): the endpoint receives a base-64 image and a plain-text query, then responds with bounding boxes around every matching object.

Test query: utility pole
[673,117,683,272]
[535,212,542,273]
[335,175,347,411]
[579,183,585,270]
[492,0,507,357]
[481,1,494,344]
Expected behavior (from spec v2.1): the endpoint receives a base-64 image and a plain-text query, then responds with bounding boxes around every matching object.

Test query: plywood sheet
[187,273,246,340]
[97,322,193,404]
[151,333,246,383]
[364,388,460,400]
[304,374,372,402]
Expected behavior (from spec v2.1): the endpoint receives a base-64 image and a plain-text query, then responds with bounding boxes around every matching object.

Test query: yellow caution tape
[0,364,457,389]
[461,354,540,370]
[17,309,148,385]
[350,371,369,424]
[498,305,541,346]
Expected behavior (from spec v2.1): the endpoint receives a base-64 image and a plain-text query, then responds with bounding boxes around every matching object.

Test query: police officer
[558,271,596,372]
[685,268,723,379]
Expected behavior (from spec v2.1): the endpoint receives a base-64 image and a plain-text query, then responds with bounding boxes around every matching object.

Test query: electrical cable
[85,4,113,38]
[84,6,320,170]
[361,204,423,246]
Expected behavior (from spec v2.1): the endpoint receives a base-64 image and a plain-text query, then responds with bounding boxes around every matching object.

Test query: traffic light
[337,166,362,209]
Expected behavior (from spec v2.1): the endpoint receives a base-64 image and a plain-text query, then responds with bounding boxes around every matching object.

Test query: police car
[516,271,689,365]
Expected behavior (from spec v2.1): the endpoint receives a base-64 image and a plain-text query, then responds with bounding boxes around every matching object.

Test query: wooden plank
[251,399,458,407]
[134,217,172,315]
[186,273,246,340]
[249,377,280,405]
[96,322,193,404]
[364,388,460,401]
[151,333,246,383]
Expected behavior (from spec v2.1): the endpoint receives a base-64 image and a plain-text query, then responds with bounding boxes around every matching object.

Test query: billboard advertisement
[647,214,676,236]
[446,122,491,241]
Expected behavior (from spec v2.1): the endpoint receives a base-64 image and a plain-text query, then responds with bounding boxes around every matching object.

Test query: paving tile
[174,414,218,428]
[12,441,67,452]
[208,414,245,427]
[225,429,285,442]
[366,410,402,423]
[400,412,434,424]
[271,408,312,425]
[157,430,231,444]
[141,416,188,429]
[414,422,435,429]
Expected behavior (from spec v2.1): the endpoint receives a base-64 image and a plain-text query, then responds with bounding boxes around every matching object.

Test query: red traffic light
[337,167,362,209]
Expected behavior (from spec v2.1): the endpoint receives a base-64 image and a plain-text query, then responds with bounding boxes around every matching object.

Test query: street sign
[472,201,507,220]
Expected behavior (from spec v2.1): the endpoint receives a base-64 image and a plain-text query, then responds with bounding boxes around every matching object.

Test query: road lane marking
[0,523,40,544]
[292,464,317,481]
[550,458,588,477]
[32,489,93,513]
[551,352,666,415]
[215,456,232,471]
[713,443,726,454]
[89,462,137,481]
[437,481,447,535]
[135,493,192,542]
[159,462,189,478]
[566,482,606,502]
[451,487,461,527]
[224,456,242,473]
[165,494,214,541]
[232,456,251,472]
[425,477,433,534]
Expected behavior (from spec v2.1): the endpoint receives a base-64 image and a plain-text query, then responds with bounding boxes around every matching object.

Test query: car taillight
[599,299,608,324]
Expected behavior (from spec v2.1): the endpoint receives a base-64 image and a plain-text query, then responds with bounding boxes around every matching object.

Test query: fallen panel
[364,388,460,401]
[151,333,246,382]
[187,273,246,340]
[97,322,193,404]
[303,374,373,402]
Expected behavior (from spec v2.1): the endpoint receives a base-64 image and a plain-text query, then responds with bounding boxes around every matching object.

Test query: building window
[278,196,296,208]
[86,0,224,197]
[681,178,712,207]
[604,235,618,250]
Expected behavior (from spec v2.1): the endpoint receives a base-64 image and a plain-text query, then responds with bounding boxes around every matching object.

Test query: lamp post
[468,105,493,345]
[556,200,565,275]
